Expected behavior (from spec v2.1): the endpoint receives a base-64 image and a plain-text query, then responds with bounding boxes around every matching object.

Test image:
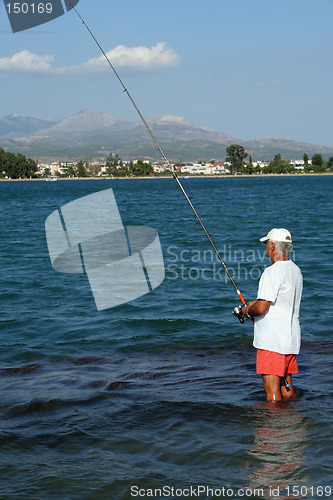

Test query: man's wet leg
[262,374,283,402]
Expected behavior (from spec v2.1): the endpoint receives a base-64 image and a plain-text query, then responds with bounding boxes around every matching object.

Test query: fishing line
[65,0,249,309]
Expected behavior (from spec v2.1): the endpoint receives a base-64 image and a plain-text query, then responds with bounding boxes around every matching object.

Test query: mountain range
[1,109,332,163]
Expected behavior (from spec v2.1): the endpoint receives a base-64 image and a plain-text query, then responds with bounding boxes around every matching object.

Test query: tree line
[105,155,155,177]
[56,155,157,178]
[0,148,37,179]
[225,145,333,175]
[66,150,333,177]
[1,147,333,179]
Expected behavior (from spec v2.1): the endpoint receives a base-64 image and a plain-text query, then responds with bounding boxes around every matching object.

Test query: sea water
[0,176,332,499]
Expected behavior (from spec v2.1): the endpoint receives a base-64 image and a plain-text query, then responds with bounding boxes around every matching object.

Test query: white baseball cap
[259,228,292,243]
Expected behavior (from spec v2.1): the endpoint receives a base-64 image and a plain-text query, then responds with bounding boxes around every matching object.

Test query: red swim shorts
[256,349,298,377]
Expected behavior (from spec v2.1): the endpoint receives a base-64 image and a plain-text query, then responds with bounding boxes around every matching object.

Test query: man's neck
[271,253,289,263]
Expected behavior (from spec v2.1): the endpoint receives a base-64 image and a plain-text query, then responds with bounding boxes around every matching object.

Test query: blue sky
[1,0,332,146]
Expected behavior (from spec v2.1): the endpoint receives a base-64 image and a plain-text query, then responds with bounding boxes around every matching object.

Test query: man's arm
[241,299,270,319]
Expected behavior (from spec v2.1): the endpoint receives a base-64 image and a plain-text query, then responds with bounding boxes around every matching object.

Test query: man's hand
[242,299,270,319]
[241,301,256,319]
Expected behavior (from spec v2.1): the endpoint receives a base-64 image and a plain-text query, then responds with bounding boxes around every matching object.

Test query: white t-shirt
[253,260,303,355]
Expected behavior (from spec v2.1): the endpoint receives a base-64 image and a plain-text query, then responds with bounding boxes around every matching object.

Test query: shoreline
[1,172,333,181]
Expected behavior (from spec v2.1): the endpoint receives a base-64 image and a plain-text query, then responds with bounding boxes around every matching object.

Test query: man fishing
[241,228,303,402]
[66,0,303,405]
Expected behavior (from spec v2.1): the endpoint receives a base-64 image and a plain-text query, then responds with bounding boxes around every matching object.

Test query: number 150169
[285,485,332,497]
[6,3,53,14]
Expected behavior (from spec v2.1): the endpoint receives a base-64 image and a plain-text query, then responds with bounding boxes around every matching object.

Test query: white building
[204,162,230,175]
[153,164,171,173]
[252,160,270,169]
[290,159,312,171]
[181,162,230,175]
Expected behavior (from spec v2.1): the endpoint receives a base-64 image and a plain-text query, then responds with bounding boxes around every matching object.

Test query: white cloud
[0,50,54,73]
[58,42,181,74]
[0,43,181,76]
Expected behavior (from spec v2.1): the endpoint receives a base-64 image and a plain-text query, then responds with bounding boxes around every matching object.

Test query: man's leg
[262,374,283,402]
[281,374,296,399]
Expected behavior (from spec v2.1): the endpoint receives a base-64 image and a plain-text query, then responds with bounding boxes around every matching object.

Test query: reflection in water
[247,402,309,499]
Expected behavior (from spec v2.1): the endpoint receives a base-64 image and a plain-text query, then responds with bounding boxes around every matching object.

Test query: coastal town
[36,157,312,177]
[1,145,332,180]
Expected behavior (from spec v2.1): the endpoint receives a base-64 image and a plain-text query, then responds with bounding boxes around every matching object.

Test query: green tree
[254,161,262,174]
[0,148,37,179]
[312,153,324,166]
[326,157,333,171]
[225,145,248,174]
[106,153,122,176]
[115,165,129,177]
[129,160,154,176]
[303,153,309,167]
[311,153,325,172]
[43,167,51,177]
[65,165,76,177]
[76,160,88,177]
[268,154,294,174]
[244,155,255,175]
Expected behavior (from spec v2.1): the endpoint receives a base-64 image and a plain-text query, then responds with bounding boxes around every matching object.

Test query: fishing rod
[65,0,251,321]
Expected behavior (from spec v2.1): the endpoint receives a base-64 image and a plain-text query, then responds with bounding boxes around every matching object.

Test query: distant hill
[0,114,57,136]
[32,110,136,139]
[1,109,332,162]
[242,137,333,161]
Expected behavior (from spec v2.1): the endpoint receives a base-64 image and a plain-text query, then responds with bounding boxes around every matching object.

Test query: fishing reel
[233,304,254,324]
[232,305,245,324]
